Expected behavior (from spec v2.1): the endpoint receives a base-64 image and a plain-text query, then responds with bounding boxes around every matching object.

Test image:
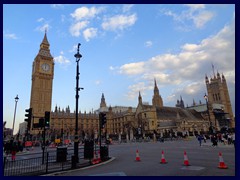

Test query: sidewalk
[201,140,234,148]
[43,157,116,176]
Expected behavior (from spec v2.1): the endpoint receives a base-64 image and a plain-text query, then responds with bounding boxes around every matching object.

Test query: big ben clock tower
[30,32,54,134]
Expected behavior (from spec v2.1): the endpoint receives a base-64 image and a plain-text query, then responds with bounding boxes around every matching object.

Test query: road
[50,137,235,176]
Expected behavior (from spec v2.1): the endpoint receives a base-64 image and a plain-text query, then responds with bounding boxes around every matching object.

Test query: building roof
[156,106,204,120]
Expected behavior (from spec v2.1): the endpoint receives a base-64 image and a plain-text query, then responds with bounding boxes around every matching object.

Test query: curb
[42,157,116,176]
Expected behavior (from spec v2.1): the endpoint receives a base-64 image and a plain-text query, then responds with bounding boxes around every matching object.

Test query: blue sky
[3,4,235,134]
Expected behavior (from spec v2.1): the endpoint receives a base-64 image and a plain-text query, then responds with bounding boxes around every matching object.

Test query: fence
[3,145,101,176]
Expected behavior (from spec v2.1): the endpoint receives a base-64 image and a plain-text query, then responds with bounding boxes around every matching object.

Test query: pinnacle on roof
[41,30,50,45]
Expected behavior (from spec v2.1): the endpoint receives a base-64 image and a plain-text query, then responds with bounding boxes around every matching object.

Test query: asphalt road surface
[50,137,235,176]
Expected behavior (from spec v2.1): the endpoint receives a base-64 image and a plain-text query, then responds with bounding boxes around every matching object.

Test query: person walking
[232,133,235,148]
[212,134,218,147]
[11,144,17,161]
[197,135,203,146]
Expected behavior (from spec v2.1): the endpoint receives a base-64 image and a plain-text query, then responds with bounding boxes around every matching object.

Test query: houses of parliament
[28,33,235,140]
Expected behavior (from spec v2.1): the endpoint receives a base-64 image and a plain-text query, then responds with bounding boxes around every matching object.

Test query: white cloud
[109,66,115,71]
[54,54,71,65]
[162,5,214,29]
[181,43,199,51]
[83,28,98,41]
[95,80,101,85]
[145,41,153,47]
[117,19,235,107]
[119,62,145,75]
[126,82,150,100]
[123,4,134,13]
[102,14,137,31]
[35,17,51,32]
[193,11,214,28]
[69,45,78,53]
[35,24,51,32]
[71,6,104,21]
[51,4,65,9]
[3,32,18,39]
[69,21,89,37]
[184,82,202,95]
[37,18,44,22]
[184,4,205,10]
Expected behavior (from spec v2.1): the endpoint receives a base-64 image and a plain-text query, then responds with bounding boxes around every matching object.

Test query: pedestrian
[203,135,206,143]
[212,135,218,147]
[11,144,17,161]
[197,135,202,146]
[227,134,232,145]
[118,134,121,144]
[232,133,235,148]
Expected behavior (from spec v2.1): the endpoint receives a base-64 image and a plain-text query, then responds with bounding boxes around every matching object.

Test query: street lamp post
[204,93,212,133]
[73,43,83,166]
[12,95,19,137]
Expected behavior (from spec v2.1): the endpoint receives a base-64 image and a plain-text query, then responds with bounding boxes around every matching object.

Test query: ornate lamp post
[12,95,19,137]
[73,43,83,166]
[204,93,212,133]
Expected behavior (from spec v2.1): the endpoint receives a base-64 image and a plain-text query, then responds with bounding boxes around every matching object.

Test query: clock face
[41,63,50,72]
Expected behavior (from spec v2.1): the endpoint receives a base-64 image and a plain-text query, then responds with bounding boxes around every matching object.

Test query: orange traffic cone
[183,151,190,166]
[135,149,141,161]
[97,150,101,163]
[92,150,101,164]
[91,151,97,164]
[160,150,167,164]
[218,152,228,169]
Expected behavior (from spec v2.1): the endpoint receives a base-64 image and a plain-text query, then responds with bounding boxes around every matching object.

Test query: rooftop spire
[41,30,49,46]
[154,78,159,95]
[138,91,142,105]
[100,93,107,108]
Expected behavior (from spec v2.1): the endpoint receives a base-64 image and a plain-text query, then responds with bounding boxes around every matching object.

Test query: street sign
[55,139,60,143]
[25,141,32,147]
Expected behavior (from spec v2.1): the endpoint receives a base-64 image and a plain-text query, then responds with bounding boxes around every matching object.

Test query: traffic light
[25,108,32,130]
[39,118,45,128]
[99,112,107,128]
[45,111,50,128]
[33,123,40,128]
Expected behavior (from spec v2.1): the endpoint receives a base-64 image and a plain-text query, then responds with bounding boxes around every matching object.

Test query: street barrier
[100,146,109,161]
[56,147,67,162]
[84,140,94,159]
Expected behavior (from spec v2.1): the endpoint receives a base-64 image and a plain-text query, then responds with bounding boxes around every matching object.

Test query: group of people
[3,140,22,161]
[197,132,235,147]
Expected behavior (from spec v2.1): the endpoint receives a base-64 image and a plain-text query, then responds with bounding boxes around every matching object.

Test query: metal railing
[3,145,102,176]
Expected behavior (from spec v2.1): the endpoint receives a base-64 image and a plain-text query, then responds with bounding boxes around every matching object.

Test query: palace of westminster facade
[28,33,235,139]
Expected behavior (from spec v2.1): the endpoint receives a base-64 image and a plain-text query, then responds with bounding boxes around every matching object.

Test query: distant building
[176,96,185,108]
[18,122,27,135]
[186,67,235,131]
[205,68,234,128]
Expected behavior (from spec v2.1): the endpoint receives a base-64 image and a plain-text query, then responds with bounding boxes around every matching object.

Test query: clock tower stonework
[30,32,54,134]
